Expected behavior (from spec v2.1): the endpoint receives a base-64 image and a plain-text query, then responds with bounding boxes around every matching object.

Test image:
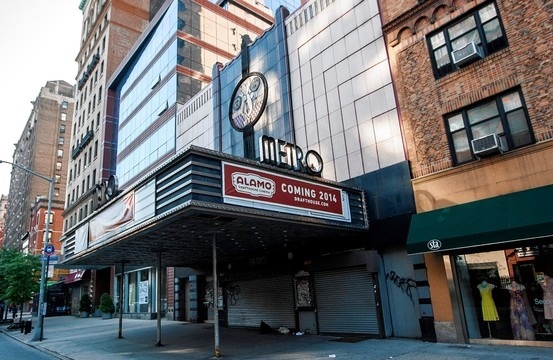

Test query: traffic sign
[44,244,55,256]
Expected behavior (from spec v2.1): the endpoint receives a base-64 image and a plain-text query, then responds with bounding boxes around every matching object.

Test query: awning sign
[222,162,350,222]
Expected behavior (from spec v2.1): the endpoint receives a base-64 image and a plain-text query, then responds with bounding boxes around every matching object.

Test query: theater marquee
[222,162,351,222]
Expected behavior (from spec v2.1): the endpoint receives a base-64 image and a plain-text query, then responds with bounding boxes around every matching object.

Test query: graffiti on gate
[386,271,417,305]
[227,285,241,305]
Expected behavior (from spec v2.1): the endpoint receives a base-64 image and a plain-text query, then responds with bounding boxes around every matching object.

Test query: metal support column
[156,251,163,347]
[118,262,125,339]
[213,233,221,358]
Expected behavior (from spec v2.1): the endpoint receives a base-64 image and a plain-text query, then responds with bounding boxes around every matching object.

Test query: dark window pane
[501,92,522,112]
[483,19,503,43]
[486,37,507,53]
[448,16,476,40]
[448,113,465,132]
[507,109,532,147]
[471,117,503,139]
[467,101,499,124]
[430,32,445,49]
[479,3,497,23]
[434,46,450,69]
[453,131,472,163]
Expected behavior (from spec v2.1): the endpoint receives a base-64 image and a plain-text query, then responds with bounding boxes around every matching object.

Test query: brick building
[61,0,152,314]
[3,81,75,253]
[380,0,553,345]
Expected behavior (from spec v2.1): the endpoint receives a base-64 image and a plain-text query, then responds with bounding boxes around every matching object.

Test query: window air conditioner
[471,133,504,157]
[451,42,483,67]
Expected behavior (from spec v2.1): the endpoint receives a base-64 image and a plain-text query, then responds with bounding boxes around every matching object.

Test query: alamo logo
[232,172,276,198]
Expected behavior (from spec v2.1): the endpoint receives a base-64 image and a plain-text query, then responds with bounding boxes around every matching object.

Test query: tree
[0,249,41,322]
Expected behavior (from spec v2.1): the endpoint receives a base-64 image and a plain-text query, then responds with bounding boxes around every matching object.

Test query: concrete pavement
[2,315,553,359]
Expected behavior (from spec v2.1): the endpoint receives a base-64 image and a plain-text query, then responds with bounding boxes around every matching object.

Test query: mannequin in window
[506,280,535,340]
[477,280,499,338]
[539,274,553,332]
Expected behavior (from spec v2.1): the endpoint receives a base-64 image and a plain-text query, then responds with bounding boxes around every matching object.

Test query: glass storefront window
[139,270,150,313]
[455,245,553,342]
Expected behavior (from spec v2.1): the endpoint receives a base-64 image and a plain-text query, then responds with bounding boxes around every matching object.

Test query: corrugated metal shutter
[227,275,295,329]
[315,267,379,334]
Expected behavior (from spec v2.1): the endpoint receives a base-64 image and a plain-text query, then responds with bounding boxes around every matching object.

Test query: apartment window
[61,100,68,109]
[428,2,507,78]
[56,162,62,171]
[57,149,63,158]
[60,124,66,133]
[45,211,54,224]
[446,89,533,164]
[94,140,98,157]
[61,112,67,121]
[54,187,60,197]
[55,174,61,183]
[42,231,53,242]
[59,137,65,145]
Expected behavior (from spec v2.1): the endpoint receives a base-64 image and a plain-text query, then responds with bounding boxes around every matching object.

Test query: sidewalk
[2,315,553,359]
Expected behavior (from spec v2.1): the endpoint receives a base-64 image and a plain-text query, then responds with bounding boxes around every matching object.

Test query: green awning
[406,184,553,254]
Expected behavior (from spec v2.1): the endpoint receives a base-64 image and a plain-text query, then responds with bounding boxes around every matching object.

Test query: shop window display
[455,245,553,341]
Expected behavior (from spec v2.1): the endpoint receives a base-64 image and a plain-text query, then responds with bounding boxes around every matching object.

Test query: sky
[0,1,82,196]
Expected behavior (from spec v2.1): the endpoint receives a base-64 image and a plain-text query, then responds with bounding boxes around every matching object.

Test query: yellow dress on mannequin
[478,281,499,321]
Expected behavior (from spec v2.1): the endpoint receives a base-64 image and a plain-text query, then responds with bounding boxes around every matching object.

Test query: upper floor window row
[428,2,508,79]
[445,89,533,165]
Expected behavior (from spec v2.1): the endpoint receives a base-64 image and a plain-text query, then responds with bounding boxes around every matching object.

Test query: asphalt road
[0,331,58,360]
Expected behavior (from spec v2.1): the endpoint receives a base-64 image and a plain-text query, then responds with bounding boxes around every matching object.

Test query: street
[0,331,58,360]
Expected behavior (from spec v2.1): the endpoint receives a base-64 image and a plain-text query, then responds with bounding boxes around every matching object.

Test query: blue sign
[44,244,55,256]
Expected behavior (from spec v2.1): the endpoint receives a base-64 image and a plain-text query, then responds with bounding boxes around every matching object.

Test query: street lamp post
[0,160,54,341]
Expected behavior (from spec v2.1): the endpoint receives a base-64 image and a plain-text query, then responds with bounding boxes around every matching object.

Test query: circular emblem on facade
[229,72,268,131]
[105,174,119,200]
[427,239,442,251]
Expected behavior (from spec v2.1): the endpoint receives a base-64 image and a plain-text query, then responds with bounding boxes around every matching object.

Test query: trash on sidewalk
[260,321,294,335]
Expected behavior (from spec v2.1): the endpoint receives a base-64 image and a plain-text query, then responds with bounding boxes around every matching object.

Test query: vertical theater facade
[63,1,425,339]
